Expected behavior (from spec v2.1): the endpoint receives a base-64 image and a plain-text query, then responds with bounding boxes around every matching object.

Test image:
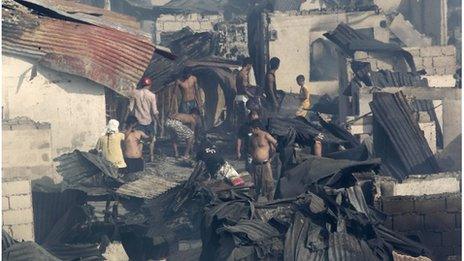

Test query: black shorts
[136,122,156,138]
[123,158,144,174]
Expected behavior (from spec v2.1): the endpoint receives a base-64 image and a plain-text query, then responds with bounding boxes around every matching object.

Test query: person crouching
[123,115,150,174]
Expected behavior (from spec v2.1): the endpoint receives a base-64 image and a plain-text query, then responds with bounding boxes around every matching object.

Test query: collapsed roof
[2,0,174,97]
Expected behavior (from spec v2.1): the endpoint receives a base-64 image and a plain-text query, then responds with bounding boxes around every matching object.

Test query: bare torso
[251,130,276,162]
[124,130,145,158]
[177,76,197,102]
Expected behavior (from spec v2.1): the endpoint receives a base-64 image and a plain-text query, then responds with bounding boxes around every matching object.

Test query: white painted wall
[2,55,106,157]
[268,11,389,93]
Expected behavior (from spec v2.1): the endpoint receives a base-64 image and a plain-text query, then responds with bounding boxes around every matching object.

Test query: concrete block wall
[2,179,35,242]
[155,13,223,43]
[380,193,461,260]
[352,46,457,77]
[406,46,456,76]
[2,117,55,181]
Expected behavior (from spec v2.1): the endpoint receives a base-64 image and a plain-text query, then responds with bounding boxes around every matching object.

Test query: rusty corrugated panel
[116,175,180,199]
[2,1,172,96]
[18,0,141,31]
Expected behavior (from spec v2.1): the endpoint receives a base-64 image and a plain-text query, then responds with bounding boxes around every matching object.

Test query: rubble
[1,0,461,260]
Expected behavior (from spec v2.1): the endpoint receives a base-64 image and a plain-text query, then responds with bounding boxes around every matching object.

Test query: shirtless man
[165,108,201,159]
[123,116,149,173]
[264,57,281,113]
[250,120,277,201]
[235,58,254,123]
[175,69,204,115]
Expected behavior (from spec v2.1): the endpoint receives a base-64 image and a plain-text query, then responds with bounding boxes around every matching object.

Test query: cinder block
[162,21,182,32]
[422,231,442,247]
[446,195,461,212]
[9,195,32,209]
[2,180,31,196]
[406,47,421,57]
[3,197,10,211]
[424,212,455,230]
[413,57,424,68]
[158,14,177,22]
[354,52,369,60]
[422,57,434,69]
[3,208,33,225]
[433,56,456,68]
[393,213,423,231]
[415,197,446,214]
[421,47,443,57]
[10,223,34,241]
[382,196,414,214]
[182,21,201,31]
[435,67,447,75]
[199,21,213,30]
[442,46,456,56]
[444,66,457,75]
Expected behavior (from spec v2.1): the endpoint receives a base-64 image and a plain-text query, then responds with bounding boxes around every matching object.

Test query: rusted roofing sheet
[116,175,179,199]
[18,0,141,32]
[2,1,173,96]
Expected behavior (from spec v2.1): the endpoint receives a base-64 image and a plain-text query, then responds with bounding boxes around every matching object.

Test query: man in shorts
[165,108,201,159]
[126,77,159,162]
[250,119,277,201]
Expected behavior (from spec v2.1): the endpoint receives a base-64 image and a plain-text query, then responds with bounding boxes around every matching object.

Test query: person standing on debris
[236,110,260,171]
[295,75,311,118]
[250,119,277,201]
[235,57,254,120]
[126,77,159,162]
[175,68,204,115]
[264,57,281,113]
[95,119,127,170]
[123,115,149,173]
[165,108,202,159]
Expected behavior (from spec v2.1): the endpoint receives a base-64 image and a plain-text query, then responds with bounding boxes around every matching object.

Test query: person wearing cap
[95,119,127,170]
[126,77,159,162]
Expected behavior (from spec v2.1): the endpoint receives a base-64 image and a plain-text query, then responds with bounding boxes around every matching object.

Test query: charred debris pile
[10,108,439,260]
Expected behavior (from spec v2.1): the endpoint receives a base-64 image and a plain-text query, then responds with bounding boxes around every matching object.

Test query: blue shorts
[136,122,156,138]
[179,100,198,114]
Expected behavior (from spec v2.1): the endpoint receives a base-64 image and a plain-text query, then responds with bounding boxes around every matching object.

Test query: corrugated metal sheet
[32,190,86,244]
[117,175,180,199]
[2,241,60,261]
[324,23,417,73]
[44,244,104,261]
[53,150,121,193]
[370,91,440,179]
[2,1,173,97]
[20,0,141,31]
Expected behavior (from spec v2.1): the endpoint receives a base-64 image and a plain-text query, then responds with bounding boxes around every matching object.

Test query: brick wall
[2,179,35,241]
[2,117,55,181]
[380,193,461,260]
[155,13,223,43]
